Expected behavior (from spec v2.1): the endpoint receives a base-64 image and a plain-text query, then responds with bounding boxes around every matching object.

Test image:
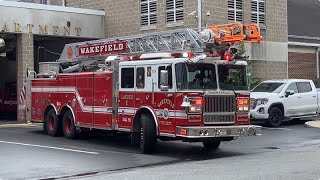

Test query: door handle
[297,97,302,99]
[312,95,317,98]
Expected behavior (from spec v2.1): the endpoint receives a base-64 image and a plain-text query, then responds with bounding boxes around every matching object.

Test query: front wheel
[202,141,221,150]
[140,114,157,154]
[267,107,283,127]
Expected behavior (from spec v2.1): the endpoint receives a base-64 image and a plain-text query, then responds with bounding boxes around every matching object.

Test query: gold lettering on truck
[121,95,134,100]
[157,99,174,108]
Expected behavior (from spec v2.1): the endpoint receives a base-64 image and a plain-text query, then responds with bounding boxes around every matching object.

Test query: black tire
[44,108,61,137]
[43,122,47,134]
[62,110,78,139]
[140,114,157,154]
[267,107,283,127]
[202,141,221,150]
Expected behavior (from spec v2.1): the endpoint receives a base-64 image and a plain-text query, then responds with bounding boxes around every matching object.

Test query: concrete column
[16,33,34,123]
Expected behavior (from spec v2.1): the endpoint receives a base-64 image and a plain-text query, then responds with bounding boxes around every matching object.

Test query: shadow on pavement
[28,128,245,161]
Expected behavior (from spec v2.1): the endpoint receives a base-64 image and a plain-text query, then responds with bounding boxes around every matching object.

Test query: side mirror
[247,73,251,90]
[160,70,169,91]
[0,38,5,57]
[285,90,294,97]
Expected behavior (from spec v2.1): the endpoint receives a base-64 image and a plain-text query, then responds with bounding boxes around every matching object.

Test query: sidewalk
[305,120,320,128]
[0,120,40,127]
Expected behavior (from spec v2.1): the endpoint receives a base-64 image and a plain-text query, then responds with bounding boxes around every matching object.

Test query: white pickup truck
[250,79,319,127]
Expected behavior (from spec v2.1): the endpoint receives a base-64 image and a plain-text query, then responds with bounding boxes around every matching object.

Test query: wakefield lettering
[78,42,127,56]
[1,22,81,36]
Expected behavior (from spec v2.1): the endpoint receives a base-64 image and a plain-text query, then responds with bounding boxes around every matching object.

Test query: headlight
[189,106,202,113]
[237,98,249,112]
[256,98,268,106]
[188,97,203,114]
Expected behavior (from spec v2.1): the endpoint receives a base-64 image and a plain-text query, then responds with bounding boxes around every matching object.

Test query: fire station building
[0,0,105,122]
[1,0,289,122]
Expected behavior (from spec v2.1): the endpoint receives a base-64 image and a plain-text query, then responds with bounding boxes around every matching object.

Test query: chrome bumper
[176,125,262,138]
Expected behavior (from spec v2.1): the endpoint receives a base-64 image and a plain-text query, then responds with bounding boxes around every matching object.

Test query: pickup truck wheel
[62,110,78,139]
[203,141,221,150]
[45,109,60,137]
[139,114,157,154]
[268,107,283,127]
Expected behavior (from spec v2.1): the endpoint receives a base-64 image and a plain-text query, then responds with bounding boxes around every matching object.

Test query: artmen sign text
[0,1,105,38]
[1,22,82,37]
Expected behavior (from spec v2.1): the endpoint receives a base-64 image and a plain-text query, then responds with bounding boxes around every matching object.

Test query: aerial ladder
[40,22,262,74]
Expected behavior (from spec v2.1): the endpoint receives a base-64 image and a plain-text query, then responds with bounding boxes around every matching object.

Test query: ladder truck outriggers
[27,22,263,153]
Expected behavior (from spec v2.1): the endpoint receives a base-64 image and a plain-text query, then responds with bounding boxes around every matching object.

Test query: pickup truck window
[297,82,312,93]
[286,83,299,93]
[251,82,285,93]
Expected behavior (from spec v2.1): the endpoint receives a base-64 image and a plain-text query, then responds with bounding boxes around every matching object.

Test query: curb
[304,121,320,128]
[0,122,42,128]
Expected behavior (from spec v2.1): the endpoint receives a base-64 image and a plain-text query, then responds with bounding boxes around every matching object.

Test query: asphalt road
[0,120,319,180]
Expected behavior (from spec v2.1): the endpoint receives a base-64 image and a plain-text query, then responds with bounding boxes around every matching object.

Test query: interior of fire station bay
[0,1,105,122]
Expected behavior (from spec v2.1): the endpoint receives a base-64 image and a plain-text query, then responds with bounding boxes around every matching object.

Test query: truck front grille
[203,113,235,124]
[203,94,236,124]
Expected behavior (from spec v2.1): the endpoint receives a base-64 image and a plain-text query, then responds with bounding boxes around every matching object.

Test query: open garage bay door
[0,34,17,121]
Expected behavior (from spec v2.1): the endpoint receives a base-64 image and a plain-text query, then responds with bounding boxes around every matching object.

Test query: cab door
[153,64,176,134]
[118,66,136,130]
[296,82,318,115]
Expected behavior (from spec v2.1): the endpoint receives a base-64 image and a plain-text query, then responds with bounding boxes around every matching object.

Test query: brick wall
[249,60,288,81]
[17,33,34,122]
[22,0,288,43]
[265,0,287,42]
[288,52,317,80]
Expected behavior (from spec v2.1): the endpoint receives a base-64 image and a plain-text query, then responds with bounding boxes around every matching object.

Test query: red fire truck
[27,22,263,153]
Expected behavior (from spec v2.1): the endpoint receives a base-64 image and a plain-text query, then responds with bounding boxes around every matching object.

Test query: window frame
[140,0,157,27]
[158,65,173,89]
[228,0,243,22]
[297,82,312,93]
[251,0,265,25]
[40,0,49,4]
[121,67,135,89]
[286,82,299,94]
[136,67,145,89]
[166,0,184,23]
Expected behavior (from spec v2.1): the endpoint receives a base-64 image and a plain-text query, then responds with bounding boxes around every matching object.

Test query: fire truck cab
[27,23,262,153]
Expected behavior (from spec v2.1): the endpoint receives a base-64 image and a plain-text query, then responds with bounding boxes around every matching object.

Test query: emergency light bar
[139,52,195,60]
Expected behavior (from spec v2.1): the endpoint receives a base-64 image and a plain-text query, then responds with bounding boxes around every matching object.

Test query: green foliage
[236,42,262,89]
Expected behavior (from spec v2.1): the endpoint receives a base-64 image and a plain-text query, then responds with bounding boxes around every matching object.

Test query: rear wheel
[202,141,221,150]
[267,107,283,127]
[44,109,60,137]
[62,110,78,139]
[140,114,157,154]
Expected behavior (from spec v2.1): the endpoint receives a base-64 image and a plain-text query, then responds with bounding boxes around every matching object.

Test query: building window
[121,68,134,88]
[251,0,265,25]
[140,0,157,26]
[136,67,145,89]
[228,0,243,22]
[166,0,184,23]
[40,0,49,5]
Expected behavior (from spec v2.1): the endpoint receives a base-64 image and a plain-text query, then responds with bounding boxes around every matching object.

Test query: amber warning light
[78,42,127,56]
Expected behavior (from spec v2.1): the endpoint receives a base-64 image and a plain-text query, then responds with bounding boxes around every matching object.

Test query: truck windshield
[251,82,285,93]
[218,65,248,90]
[175,63,217,90]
